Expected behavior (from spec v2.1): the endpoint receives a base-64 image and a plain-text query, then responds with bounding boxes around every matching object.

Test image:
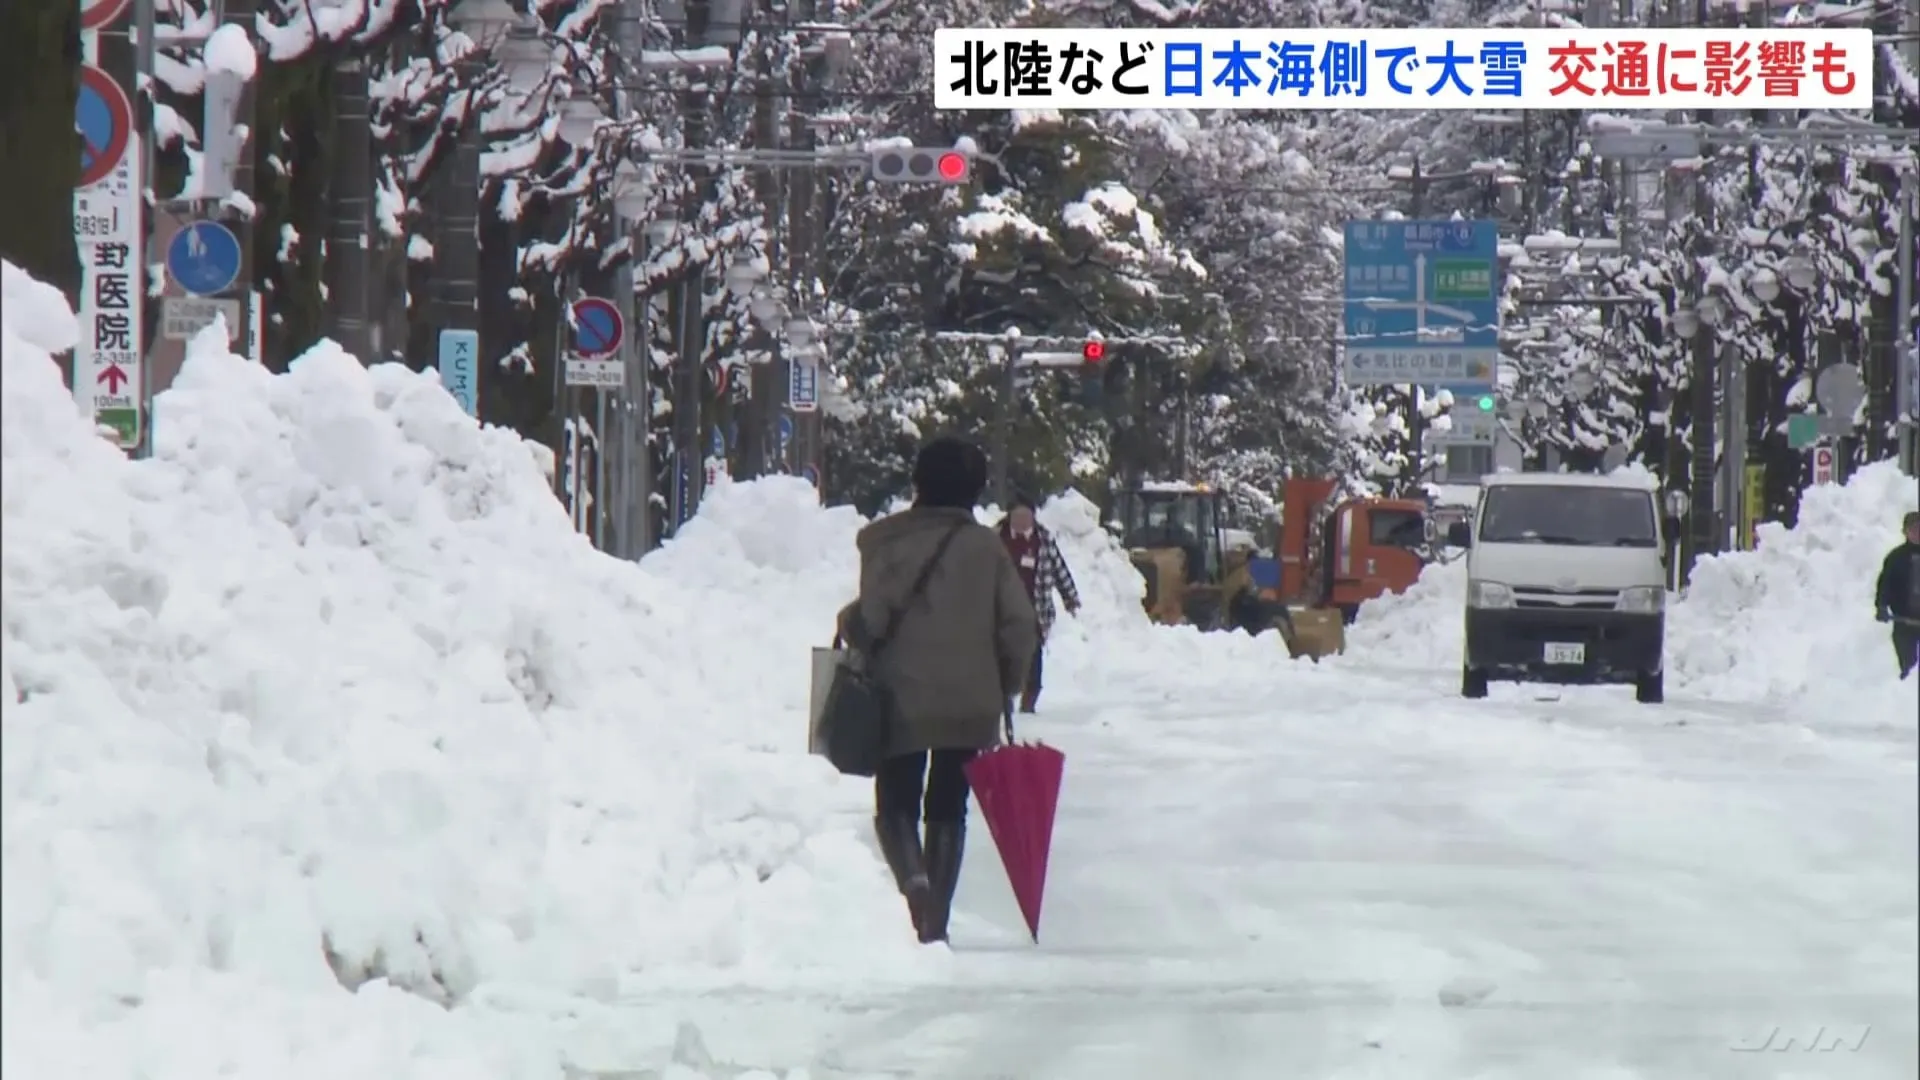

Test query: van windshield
[1479,485,1659,548]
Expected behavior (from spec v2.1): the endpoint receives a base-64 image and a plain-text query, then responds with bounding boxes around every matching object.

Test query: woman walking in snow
[997,493,1082,714]
[838,437,1037,944]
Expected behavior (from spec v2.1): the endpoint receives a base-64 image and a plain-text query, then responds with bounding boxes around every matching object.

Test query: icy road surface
[560,666,1918,1080]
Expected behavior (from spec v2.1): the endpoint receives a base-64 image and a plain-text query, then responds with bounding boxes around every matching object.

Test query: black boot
[919,820,965,944]
[873,815,929,935]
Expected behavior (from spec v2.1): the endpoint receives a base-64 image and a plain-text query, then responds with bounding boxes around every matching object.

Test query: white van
[1445,473,1671,704]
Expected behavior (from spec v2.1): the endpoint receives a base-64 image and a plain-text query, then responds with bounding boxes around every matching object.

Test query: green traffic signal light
[1477,395,1495,411]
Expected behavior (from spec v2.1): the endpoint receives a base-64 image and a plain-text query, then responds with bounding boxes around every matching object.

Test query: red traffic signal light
[870,148,971,184]
[1082,340,1105,362]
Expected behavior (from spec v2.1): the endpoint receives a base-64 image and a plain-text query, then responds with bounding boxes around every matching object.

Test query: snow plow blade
[1279,608,1345,661]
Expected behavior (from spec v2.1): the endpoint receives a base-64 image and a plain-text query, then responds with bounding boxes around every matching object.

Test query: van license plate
[1544,643,1585,665]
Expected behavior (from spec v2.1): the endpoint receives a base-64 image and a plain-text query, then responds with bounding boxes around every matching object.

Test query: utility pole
[434,94,483,374]
[1405,159,1429,492]
[669,0,716,534]
[1899,164,1917,477]
[740,3,783,482]
[785,2,830,491]
[1686,141,1720,570]
[325,56,375,363]
[1172,368,1191,481]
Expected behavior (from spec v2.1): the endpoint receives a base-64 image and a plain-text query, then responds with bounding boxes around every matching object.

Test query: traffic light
[1475,393,1495,411]
[1078,341,1106,406]
[869,148,971,184]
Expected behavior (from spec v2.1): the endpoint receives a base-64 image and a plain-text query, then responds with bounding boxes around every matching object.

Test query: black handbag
[821,523,967,777]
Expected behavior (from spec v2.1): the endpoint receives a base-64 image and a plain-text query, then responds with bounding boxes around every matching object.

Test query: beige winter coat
[836,506,1038,757]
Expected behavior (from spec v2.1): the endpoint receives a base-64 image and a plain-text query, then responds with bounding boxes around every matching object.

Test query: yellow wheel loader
[1111,483,1289,636]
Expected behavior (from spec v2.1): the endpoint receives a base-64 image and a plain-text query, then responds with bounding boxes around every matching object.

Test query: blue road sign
[710,426,725,457]
[776,414,794,446]
[1342,219,1499,388]
[166,221,243,297]
[438,329,480,418]
[570,297,624,359]
[788,357,820,412]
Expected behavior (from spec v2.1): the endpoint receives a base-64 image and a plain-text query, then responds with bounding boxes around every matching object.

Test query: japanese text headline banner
[933,28,1873,110]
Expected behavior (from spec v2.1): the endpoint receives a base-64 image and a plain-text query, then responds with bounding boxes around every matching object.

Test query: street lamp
[611,159,649,220]
[1750,267,1782,304]
[435,0,550,370]
[1671,307,1702,339]
[1696,294,1727,328]
[450,0,548,94]
[748,285,784,328]
[1781,253,1818,292]
[724,254,765,295]
[557,94,605,146]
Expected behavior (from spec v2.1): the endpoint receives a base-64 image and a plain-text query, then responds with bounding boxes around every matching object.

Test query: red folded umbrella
[965,722,1065,943]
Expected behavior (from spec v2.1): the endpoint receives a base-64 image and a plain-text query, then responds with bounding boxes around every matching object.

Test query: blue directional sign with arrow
[166,221,243,297]
[1342,219,1499,389]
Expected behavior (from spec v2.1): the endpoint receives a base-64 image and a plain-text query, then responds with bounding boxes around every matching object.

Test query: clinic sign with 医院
[74,63,145,450]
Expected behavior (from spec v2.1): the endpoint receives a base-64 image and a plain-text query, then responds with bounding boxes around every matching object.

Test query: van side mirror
[1445,521,1473,548]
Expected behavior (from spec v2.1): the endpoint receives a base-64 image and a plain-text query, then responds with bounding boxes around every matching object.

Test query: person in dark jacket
[1874,510,1920,680]
[997,493,1082,713]
[837,437,1038,944]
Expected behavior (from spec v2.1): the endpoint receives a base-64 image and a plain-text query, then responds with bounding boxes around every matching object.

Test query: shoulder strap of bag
[867,522,967,660]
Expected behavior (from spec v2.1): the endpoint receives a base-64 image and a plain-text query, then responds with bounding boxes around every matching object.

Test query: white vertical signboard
[73,63,144,450]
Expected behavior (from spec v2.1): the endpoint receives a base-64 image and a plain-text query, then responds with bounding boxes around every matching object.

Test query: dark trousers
[1027,641,1044,697]
[876,748,979,824]
[1896,624,1919,679]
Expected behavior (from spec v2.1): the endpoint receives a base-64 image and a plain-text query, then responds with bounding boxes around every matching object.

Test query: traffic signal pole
[935,330,1185,507]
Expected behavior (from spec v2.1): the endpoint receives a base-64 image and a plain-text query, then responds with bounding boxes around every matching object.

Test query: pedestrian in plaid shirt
[997,493,1081,713]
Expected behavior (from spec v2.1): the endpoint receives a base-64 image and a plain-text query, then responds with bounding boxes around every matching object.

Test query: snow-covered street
[3,264,1916,1080]
[561,667,1917,1080]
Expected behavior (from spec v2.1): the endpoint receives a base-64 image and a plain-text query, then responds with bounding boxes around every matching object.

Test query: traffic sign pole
[72,56,144,453]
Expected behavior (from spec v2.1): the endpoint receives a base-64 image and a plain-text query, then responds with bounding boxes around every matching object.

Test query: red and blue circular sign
[569,297,624,359]
[81,0,134,30]
[77,65,133,189]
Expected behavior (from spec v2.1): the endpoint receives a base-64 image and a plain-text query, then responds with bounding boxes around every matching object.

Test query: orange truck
[1241,479,1431,659]
[1276,478,1429,623]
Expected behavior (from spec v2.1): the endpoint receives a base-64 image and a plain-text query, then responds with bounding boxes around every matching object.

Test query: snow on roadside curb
[0,264,931,1079]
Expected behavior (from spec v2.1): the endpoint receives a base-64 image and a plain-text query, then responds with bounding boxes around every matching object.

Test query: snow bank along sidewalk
[1,262,965,1079]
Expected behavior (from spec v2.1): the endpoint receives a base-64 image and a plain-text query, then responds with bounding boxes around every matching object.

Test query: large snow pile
[0,264,975,1078]
[1671,461,1916,720]
[1345,463,1916,722]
